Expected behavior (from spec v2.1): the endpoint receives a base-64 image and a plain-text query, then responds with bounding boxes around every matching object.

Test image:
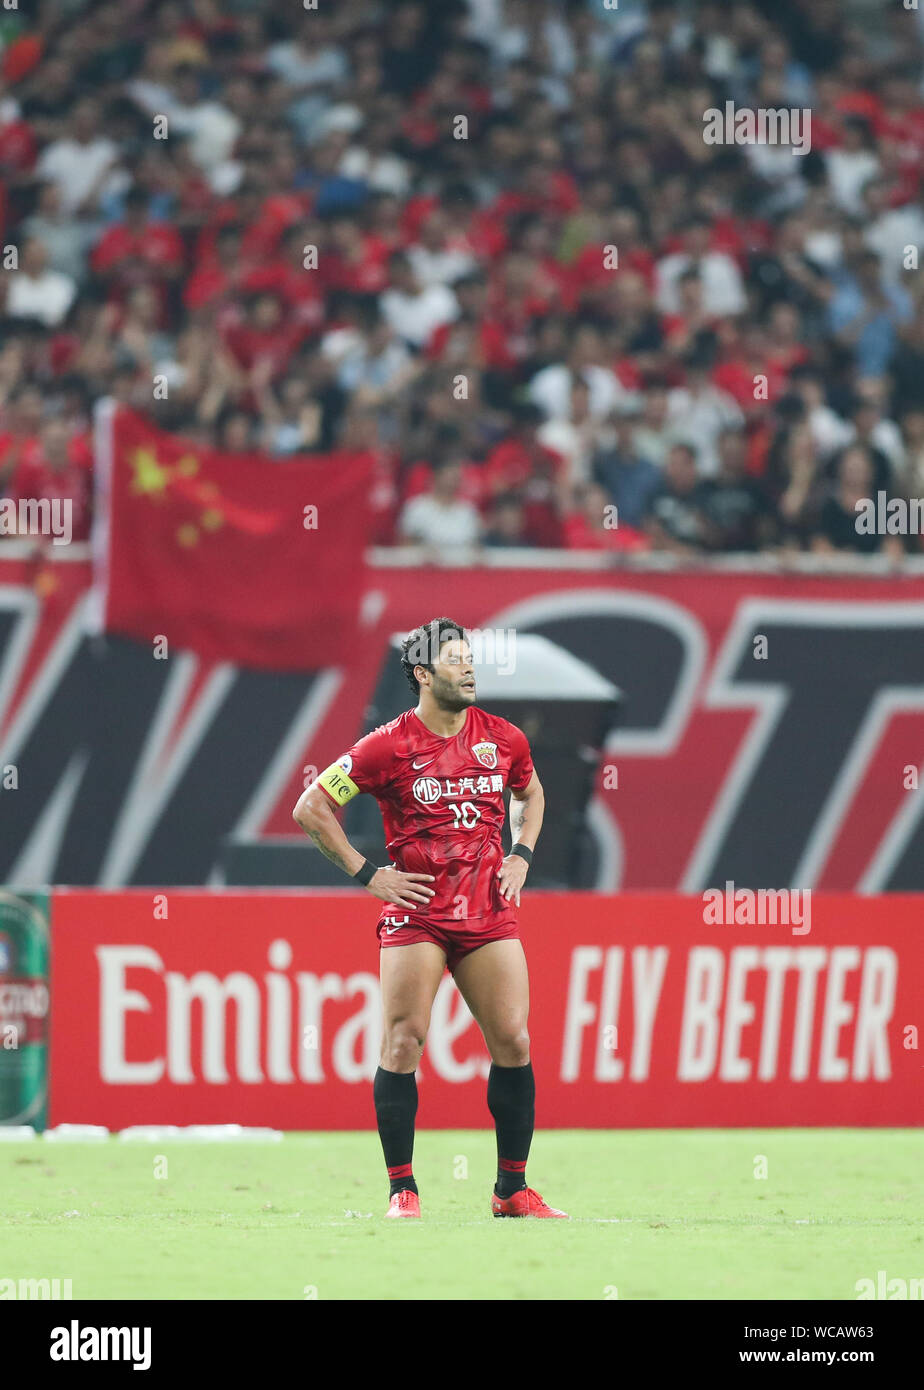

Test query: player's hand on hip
[367,866,435,909]
[496,855,528,906]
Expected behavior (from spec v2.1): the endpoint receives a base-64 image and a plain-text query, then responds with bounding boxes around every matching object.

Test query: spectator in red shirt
[195,178,293,270]
[403,181,506,261]
[491,145,580,224]
[662,267,718,363]
[241,223,325,337]
[483,403,565,546]
[91,187,185,320]
[222,290,304,381]
[564,481,650,553]
[0,104,38,180]
[184,223,246,311]
[486,249,555,352]
[570,206,656,309]
[402,424,485,508]
[8,419,93,543]
[426,271,528,384]
[713,322,791,419]
[365,190,408,254]
[764,301,810,377]
[0,384,44,496]
[322,214,391,295]
[510,213,575,312]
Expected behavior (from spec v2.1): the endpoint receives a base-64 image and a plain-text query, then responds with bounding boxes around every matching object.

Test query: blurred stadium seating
[1,0,924,563]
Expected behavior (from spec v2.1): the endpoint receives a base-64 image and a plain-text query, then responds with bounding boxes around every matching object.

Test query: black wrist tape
[353,859,376,886]
[511,843,533,866]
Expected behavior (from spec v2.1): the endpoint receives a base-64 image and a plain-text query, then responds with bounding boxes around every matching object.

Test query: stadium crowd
[1,0,924,559]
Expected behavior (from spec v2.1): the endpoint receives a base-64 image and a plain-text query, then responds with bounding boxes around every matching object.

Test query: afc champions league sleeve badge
[471,741,498,769]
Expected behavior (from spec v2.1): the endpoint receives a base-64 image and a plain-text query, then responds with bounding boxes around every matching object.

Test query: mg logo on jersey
[471,741,498,769]
[412,777,442,804]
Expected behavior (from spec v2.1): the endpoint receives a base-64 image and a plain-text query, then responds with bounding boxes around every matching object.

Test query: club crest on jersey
[471,741,498,769]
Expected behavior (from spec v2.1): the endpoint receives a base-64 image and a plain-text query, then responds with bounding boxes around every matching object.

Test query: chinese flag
[95,404,375,670]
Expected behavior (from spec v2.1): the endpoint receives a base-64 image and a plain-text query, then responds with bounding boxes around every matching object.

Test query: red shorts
[376,911,521,973]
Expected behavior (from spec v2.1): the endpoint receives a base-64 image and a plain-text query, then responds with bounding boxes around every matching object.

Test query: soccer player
[293,617,567,1219]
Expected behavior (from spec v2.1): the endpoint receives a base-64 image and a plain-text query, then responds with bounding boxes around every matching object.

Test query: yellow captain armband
[316,755,361,806]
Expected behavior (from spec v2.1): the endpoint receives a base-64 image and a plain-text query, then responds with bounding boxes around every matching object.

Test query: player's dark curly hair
[400,617,469,695]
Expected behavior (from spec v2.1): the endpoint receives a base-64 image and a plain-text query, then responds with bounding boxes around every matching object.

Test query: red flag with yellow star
[94,404,376,669]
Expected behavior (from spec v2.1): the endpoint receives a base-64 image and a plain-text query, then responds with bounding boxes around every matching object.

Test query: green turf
[1,1130,922,1300]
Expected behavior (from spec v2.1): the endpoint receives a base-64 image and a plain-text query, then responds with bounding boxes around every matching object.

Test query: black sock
[374,1066,418,1196]
[487,1061,535,1197]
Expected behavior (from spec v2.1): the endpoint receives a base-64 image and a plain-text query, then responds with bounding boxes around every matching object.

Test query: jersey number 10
[450,801,481,830]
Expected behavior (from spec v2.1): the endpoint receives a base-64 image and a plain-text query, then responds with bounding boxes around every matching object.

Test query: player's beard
[430,672,475,713]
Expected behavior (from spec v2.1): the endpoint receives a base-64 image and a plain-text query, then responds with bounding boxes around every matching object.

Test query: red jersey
[319,706,534,923]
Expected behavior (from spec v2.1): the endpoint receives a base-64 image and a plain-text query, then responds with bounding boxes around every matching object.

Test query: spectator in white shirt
[632,382,673,468]
[406,206,478,288]
[537,377,603,487]
[3,238,76,327]
[655,214,747,317]
[266,11,350,142]
[528,324,629,422]
[163,66,242,174]
[789,367,854,459]
[862,177,924,285]
[849,378,906,477]
[398,458,482,553]
[339,100,412,197]
[379,252,459,350]
[36,98,119,217]
[22,181,95,283]
[666,352,744,476]
[336,305,419,405]
[825,117,881,218]
[265,12,349,90]
[128,64,242,178]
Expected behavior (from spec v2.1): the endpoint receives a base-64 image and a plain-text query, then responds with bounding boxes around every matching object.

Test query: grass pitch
[1,1129,922,1300]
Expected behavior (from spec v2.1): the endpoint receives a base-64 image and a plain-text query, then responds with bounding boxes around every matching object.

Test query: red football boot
[385,1189,421,1218]
[491,1187,569,1218]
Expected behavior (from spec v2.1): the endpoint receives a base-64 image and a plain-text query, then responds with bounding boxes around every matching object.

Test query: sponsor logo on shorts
[383,915,410,933]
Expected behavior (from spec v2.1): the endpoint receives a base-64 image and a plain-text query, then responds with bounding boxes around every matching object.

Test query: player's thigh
[453,938,530,1051]
[379,940,447,1035]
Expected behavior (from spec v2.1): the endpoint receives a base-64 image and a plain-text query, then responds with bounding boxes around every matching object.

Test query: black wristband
[510,843,533,866]
[353,859,376,886]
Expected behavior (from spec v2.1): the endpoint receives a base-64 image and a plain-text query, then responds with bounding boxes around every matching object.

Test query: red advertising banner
[49,890,923,1129]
